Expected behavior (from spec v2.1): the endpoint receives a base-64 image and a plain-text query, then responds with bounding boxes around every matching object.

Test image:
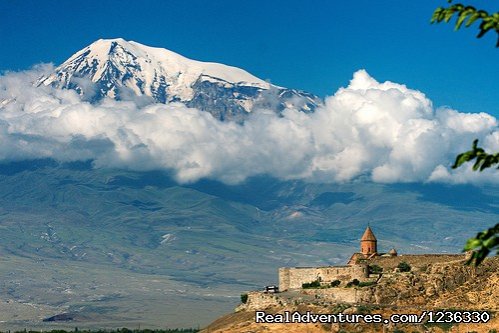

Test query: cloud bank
[0,66,497,184]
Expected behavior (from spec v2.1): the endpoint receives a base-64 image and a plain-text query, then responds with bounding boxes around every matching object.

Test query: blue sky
[1,0,497,116]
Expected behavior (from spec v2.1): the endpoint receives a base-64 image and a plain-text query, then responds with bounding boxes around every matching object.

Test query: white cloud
[0,67,497,184]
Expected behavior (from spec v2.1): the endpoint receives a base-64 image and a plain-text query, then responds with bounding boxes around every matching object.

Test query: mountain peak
[38,39,320,121]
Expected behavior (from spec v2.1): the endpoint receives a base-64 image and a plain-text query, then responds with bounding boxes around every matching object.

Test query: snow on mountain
[38,38,321,121]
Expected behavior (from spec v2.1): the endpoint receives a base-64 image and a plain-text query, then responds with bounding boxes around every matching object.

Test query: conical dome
[361,226,377,241]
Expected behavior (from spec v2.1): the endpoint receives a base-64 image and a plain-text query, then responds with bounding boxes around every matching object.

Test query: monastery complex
[278,226,465,291]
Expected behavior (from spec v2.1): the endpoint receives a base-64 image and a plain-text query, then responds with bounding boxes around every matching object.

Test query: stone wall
[371,254,466,271]
[236,291,286,311]
[237,288,365,312]
[279,265,367,291]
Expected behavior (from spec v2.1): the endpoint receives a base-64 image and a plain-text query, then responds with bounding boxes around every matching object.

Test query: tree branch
[431,1,499,47]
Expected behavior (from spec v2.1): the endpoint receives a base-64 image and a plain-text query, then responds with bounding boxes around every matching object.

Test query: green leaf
[482,19,495,31]
[452,151,473,168]
[456,11,470,30]
[432,8,444,23]
[464,224,499,266]
[452,139,497,171]
[477,21,491,38]
[482,236,498,249]
[466,12,481,27]
[464,238,482,250]
[444,9,456,22]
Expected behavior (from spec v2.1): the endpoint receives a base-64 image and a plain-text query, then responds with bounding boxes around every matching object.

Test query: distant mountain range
[0,158,497,328]
[38,38,321,121]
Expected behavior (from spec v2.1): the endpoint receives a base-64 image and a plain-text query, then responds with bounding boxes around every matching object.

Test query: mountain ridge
[38,38,321,121]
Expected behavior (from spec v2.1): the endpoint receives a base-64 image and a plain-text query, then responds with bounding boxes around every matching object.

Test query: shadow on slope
[389,183,499,213]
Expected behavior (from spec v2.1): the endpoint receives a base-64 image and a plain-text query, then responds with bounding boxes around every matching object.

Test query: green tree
[368,264,383,274]
[302,279,321,289]
[331,279,341,287]
[397,261,411,272]
[351,278,360,285]
[431,2,498,265]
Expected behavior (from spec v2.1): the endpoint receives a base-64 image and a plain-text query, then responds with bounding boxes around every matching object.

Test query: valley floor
[0,255,237,330]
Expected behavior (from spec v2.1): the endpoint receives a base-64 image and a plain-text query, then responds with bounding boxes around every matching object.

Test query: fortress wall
[371,254,466,270]
[237,291,286,311]
[238,288,365,312]
[278,268,291,292]
[279,265,366,291]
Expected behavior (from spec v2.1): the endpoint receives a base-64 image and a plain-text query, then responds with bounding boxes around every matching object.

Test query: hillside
[202,256,499,333]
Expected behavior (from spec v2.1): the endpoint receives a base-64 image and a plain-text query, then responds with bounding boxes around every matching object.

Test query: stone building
[346,225,379,265]
[279,226,401,291]
[278,226,464,292]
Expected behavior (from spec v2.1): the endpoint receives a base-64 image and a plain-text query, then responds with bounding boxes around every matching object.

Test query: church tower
[360,226,377,256]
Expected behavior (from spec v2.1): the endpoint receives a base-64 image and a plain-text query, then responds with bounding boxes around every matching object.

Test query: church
[347,225,397,265]
[278,226,465,292]
[278,226,397,291]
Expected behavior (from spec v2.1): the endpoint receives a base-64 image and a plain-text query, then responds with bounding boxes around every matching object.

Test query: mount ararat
[38,38,321,121]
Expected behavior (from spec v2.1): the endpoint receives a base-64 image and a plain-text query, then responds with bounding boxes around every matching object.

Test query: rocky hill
[202,256,499,333]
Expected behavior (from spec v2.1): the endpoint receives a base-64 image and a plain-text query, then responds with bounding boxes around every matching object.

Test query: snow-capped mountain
[38,38,321,121]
